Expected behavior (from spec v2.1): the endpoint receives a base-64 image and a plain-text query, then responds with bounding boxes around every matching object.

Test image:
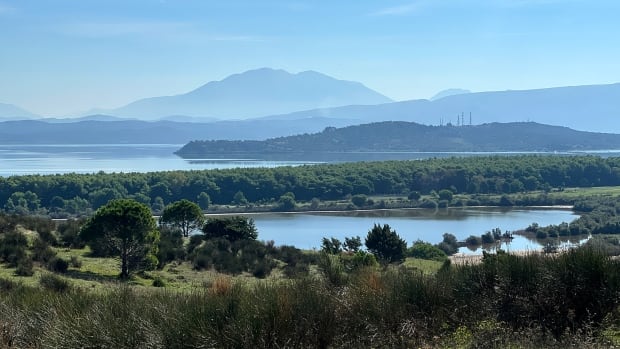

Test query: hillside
[98,68,392,120]
[175,121,620,156]
[256,82,620,133]
[0,118,355,144]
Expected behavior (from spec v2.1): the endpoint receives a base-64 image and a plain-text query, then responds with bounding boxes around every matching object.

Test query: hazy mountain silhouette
[0,103,38,120]
[0,118,356,144]
[430,88,471,101]
[100,68,392,120]
[176,121,620,156]
[256,83,620,133]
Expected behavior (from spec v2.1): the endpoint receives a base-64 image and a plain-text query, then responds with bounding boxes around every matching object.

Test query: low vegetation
[0,246,619,348]
[4,156,620,346]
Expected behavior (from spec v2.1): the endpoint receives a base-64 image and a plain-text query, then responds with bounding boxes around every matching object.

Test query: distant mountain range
[91,68,393,120]
[0,103,38,120]
[3,68,620,134]
[0,118,355,144]
[255,82,620,133]
[175,121,620,157]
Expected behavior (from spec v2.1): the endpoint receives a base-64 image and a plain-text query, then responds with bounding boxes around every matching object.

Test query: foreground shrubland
[1,246,619,348]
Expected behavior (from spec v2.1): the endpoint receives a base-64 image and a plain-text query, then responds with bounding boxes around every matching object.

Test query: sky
[1,0,619,116]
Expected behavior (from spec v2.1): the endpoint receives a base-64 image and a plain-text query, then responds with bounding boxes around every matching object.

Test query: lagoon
[224,207,580,253]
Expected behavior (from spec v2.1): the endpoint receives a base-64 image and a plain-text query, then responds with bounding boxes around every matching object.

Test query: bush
[408,240,447,261]
[318,252,347,287]
[438,189,453,202]
[0,231,28,267]
[152,276,166,287]
[47,257,69,273]
[31,238,57,263]
[351,194,367,207]
[39,273,70,292]
[465,235,482,246]
[436,233,459,255]
[57,218,86,248]
[15,258,34,276]
[408,191,421,201]
[69,255,82,268]
[342,251,378,271]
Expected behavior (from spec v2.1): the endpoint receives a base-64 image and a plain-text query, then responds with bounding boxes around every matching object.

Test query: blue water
[2,143,619,177]
[212,207,580,253]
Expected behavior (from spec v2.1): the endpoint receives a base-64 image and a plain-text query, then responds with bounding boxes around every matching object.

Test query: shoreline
[202,205,575,217]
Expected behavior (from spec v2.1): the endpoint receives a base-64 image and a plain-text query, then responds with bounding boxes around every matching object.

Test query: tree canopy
[80,199,159,278]
[365,224,407,264]
[202,216,258,242]
[159,199,204,237]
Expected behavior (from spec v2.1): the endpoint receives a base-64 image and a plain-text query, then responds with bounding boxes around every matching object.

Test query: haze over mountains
[2,68,620,137]
[91,68,393,120]
[0,102,39,120]
[260,82,620,133]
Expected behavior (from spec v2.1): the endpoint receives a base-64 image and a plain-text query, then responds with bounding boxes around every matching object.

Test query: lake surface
[215,207,580,253]
[2,143,620,177]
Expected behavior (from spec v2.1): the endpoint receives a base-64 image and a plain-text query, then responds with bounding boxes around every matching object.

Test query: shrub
[57,218,86,248]
[438,189,453,202]
[152,276,166,287]
[408,191,421,201]
[31,238,57,263]
[15,258,34,276]
[318,252,347,287]
[39,273,70,292]
[69,255,82,268]
[465,235,482,246]
[342,251,378,271]
[436,233,459,255]
[351,194,367,207]
[0,231,28,266]
[408,240,448,261]
[47,257,69,273]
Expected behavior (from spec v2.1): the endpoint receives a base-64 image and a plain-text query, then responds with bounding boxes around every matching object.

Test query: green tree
[351,194,368,207]
[232,191,248,205]
[321,237,342,254]
[436,233,459,255]
[202,216,258,242]
[343,236,362,252]
[197,192,211,210]
[438,189,454,202]
[277,192,296,211]
[80,199,159,278]
[160,199,205,237]
[365,224,407,264]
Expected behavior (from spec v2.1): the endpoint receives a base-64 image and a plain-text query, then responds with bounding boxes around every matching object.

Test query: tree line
[2,155,619,216]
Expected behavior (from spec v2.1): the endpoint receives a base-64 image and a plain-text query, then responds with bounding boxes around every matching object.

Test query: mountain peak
[0,102,39,120]
[104,68,393,120]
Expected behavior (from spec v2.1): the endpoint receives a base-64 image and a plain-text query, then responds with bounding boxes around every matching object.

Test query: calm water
[0,144,585,252]
[216,207,580,253]
[0,144,317,176]
[3,143,619,177]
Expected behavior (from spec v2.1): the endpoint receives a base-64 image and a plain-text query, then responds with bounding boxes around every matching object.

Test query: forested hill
[175,121,620,156]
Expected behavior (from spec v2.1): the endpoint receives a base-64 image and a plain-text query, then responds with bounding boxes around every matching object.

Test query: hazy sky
[1,0,619,116]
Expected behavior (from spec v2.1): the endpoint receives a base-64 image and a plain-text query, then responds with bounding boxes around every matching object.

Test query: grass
[402,257,444,275]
